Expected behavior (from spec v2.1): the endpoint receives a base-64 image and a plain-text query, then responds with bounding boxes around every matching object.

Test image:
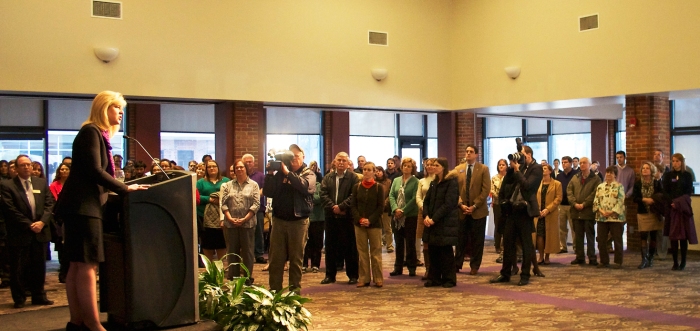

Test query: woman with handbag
[633,161,664,269]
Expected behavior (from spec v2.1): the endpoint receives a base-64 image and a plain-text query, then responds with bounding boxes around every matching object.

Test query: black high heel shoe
[534,271,546,277]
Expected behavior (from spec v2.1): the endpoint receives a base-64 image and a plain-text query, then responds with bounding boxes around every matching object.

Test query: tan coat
[451,162,491,220]
[535,179,562,254]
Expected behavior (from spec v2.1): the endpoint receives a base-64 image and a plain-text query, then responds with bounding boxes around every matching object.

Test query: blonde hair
[82,91,126,137]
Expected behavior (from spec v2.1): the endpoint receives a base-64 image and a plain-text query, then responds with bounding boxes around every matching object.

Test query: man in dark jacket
[490,145,542,286]
[0,155,55,308]
[264,144,315,292]
[320,152,359,284]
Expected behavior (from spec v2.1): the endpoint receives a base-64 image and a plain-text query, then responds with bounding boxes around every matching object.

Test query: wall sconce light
[504,66,521,79]
[371,68,388,81]
[629,117,637,128]
[94,47,120,63]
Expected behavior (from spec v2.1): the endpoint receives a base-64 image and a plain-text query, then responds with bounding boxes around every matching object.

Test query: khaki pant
[354,226,383,285]
[381,214,394,250]
[268,217,309,292]
[558,205,575,251]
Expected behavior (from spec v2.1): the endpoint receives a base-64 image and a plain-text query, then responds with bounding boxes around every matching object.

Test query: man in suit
[454,144,491,275]
[0,154,55,308]
[490,145,543,286]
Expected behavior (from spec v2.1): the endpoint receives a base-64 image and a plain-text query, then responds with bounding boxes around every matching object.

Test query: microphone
[123,134,170,180]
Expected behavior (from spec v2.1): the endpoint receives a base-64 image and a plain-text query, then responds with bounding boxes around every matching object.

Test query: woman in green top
[196,159,230,261]
[389,157,420,277]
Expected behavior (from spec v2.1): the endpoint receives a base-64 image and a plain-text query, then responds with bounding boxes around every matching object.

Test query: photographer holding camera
[490,143,543,286]
[264,144,315,293]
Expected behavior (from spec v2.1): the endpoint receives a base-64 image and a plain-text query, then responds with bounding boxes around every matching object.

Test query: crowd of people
[0,92,698,330]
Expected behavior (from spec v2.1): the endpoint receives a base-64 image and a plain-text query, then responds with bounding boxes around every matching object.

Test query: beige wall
[0,0,451,110]
[449,0,700,110]
[2,1,700,111]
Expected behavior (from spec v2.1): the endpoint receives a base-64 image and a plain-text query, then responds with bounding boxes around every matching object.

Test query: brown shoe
[469,269,478,275]
[356,282,370,288]
[374,282,383,288]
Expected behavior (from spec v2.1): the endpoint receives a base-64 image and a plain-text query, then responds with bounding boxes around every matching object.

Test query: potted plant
[198,254,312,331]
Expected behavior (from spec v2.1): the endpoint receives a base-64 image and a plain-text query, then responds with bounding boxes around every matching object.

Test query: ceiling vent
[579,14,599,32]
[92,1,122,19]
[368,31,388,46]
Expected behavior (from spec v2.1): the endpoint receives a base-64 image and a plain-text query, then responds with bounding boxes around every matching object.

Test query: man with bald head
[320,152,359,284]
[566,157,602,266]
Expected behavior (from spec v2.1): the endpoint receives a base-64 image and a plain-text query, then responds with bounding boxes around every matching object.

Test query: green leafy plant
[198,254,312,331]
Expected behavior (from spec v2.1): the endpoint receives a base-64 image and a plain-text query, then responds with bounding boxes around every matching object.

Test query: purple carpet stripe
[303,273,700,329]
[462,282,700,329]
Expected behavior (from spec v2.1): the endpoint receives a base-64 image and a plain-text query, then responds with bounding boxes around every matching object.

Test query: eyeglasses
[207,165,218,169]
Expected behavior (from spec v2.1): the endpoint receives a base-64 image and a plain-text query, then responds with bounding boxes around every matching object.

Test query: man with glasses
[0,155,55,308]
[264,144,315,292]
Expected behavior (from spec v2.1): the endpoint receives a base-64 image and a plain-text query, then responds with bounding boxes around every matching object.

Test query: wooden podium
[101,170,199,329]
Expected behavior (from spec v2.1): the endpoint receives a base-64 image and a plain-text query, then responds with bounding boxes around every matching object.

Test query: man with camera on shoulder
[264,144,315,293]
[490,144,542,286]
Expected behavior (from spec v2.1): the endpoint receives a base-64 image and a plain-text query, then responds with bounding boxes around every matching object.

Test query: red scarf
[361,178,376,189]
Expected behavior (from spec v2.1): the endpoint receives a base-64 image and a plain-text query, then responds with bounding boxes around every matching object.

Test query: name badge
[32,189,41,194]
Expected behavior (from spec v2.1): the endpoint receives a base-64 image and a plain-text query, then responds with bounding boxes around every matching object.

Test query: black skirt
[63,214,104,264]
[201,227,226,250]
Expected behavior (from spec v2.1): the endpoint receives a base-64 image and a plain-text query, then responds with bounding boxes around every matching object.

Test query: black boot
[638,248,649,269]
[647,247,656,267]
[680,246,687,271]
[671,251,679,270]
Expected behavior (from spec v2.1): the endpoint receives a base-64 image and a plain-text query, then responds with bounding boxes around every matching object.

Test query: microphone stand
[123,134,170,180]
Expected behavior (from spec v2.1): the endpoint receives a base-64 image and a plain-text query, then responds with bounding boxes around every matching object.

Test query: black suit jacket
[54,124,128,219]
[0,176,54,246]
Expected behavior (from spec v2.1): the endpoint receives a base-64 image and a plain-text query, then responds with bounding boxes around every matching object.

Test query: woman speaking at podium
[55,91,146,331]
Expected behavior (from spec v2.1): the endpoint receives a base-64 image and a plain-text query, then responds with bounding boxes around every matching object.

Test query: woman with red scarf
[351,162,386,287]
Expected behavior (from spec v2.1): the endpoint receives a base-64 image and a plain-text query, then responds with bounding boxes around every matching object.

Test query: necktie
[24,179,36,220]
[466,165,472,204]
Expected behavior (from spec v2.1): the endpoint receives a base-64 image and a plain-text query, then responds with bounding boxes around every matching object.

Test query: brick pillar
[215,102,235,170]
[323,111,349,169]
[127,103,161,164]
[214,101,265,172]
[624,95,671,251]
[455,112,484,167]
[323,111,333,172]
[591,120,610,169]
[437,112,456,169]
[233,102,265,172]
[608,119,617,167]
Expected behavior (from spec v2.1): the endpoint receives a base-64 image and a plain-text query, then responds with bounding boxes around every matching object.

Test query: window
[0,139,45,164]
[427,114,438,158]
[616,110,626,153]
[161,104,216,167]
[484,117,592,170]
[484,117,523,170]
[349,111,397,168]
[671,99,700,192]
[551,119,591,162]
[267,108,322,170]
[160,132,215,167]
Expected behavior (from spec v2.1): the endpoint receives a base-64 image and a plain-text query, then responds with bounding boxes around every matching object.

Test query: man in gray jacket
[567,157,602,266]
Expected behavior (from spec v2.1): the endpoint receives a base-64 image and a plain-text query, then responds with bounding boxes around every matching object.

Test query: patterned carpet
[2,242,699,330]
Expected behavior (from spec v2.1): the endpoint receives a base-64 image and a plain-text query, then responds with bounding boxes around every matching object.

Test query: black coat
[500,160,543,218]
[0,176,54,246]
[633,178,663,214]
[422,175,460,246]
[54,124,128,219]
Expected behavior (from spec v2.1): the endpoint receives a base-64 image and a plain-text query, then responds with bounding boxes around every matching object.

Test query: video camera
[507,137,526,165]
[266,149,294,172]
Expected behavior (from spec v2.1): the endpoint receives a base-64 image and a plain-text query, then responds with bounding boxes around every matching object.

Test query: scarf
[101,130,115,177]
[641,178,654,198]
[361,178,376,189]
[393,179,407,230]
